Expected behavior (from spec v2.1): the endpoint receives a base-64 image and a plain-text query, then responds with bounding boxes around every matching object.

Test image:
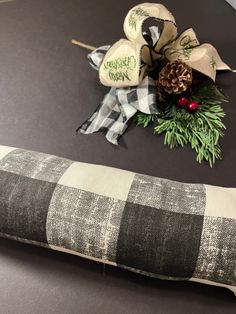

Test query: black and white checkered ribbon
[78,27,160,145]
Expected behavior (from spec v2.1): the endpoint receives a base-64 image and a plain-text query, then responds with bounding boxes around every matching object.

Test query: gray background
[0,0,235,313]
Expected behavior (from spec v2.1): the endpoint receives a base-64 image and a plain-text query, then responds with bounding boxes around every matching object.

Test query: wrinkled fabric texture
[78,27,160,144]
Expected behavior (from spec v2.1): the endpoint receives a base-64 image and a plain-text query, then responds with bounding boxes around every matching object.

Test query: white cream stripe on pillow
[0,145,235,295]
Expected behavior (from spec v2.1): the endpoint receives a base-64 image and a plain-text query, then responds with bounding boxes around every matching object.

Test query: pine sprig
[135,113,157,128]
[135,84,227,167]
[154,102,225,167]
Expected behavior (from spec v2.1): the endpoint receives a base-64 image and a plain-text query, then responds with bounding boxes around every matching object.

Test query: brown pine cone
[158,60,192,94]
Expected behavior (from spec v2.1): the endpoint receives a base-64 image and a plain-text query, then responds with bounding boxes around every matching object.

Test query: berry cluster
[177,96,199,112]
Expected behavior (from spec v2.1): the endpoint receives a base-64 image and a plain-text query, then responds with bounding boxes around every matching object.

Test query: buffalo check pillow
[0,145,235,295]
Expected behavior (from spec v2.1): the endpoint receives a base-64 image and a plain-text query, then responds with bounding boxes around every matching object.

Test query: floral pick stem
[71,40,97,51]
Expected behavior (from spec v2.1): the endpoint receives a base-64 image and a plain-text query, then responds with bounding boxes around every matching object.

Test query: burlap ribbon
[99,3,234,88]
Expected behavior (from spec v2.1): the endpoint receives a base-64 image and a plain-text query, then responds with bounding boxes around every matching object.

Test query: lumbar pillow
[0,145,235,295]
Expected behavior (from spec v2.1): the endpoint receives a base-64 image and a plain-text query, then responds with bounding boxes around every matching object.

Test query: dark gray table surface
[0,0,235,313]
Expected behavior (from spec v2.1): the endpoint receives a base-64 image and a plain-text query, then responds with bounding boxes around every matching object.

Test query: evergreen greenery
[135,84,228,167]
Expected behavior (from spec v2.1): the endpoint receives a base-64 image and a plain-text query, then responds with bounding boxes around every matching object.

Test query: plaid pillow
[0,145,235,295]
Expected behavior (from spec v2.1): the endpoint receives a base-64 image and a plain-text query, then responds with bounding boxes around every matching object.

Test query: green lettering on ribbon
[128,7,149,31]
[168,35,198,60]
[109,70,131,82]
[103,55,137,82]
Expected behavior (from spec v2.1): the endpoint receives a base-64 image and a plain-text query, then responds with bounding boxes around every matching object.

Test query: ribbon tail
[79,75,160,144]
[164,29,235,81]
[215,60,236,73]
[78,88,133,145]
[186,43,235,81]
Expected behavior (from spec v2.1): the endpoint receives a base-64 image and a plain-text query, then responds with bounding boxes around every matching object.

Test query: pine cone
[158,60,192,94]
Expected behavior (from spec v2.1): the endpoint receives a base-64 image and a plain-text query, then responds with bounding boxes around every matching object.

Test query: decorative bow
[99,3,233,87]
[75,3,234,144]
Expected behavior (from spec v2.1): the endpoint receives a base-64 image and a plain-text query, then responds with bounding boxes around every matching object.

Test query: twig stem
[72,40,96,51]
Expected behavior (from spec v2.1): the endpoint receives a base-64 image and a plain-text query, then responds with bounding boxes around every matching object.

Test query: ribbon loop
[123,3,177,46]
[99,39,148,87]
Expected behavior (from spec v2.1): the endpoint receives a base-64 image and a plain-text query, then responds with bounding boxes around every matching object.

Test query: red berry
[187,100,199,112]
[177,96,189,107]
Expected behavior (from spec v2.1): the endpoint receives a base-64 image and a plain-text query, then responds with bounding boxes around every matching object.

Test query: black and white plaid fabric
[78,27,161,144]
[87,45,111,71]
[79,76,159,144]
[0,145,235,295]
[143,25,161,47]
